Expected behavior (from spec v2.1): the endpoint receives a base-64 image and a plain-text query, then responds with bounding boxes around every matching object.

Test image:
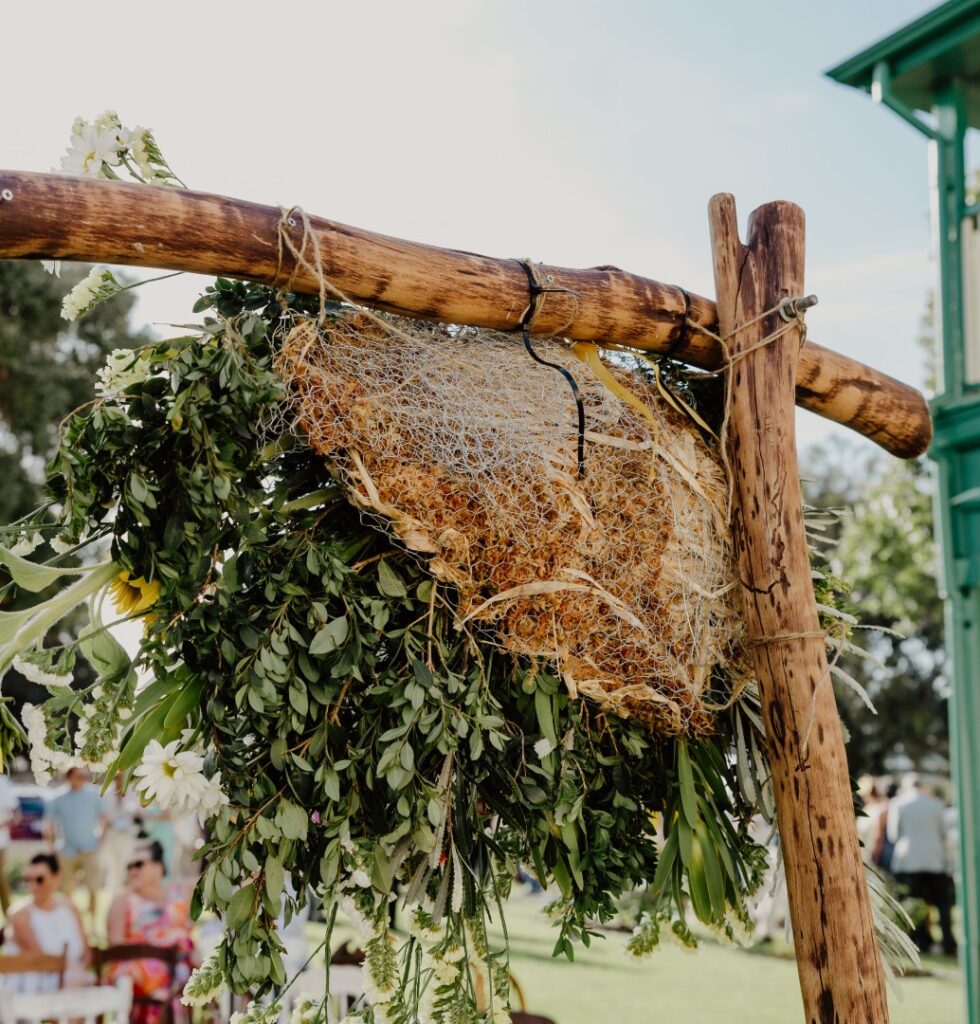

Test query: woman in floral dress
[105,841,195,1024]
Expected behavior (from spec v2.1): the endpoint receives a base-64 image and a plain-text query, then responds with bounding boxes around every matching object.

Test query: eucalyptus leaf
[309,615,349,656]
[377,559,407,598]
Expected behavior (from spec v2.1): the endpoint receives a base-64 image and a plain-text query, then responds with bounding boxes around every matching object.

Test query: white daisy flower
[60,123,122,177]
[134,739,228,822]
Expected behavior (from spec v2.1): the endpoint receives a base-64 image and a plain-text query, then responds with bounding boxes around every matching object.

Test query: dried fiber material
[275,313,750,736]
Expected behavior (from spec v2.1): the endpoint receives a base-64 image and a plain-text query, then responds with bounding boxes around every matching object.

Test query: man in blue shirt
[45,766,108,914]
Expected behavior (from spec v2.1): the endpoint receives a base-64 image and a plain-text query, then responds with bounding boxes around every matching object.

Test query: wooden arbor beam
[710,194,889,1023]
[0,170,930,459]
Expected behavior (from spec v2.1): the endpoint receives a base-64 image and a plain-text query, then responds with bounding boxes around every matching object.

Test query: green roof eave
[826,0,980,125]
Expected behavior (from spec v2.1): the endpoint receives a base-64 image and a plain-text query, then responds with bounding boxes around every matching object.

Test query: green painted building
[828,2,980,1019]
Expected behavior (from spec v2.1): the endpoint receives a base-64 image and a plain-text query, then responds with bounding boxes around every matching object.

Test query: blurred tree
[800,295,946,776]
[0,260,148,522]
[0,259,149,713]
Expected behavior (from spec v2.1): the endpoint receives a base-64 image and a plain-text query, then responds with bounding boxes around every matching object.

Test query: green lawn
[482,894,963,1024]
[322,890,963,1023]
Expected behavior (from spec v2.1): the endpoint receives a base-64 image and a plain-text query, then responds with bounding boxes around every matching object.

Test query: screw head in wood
[0,189,12,202]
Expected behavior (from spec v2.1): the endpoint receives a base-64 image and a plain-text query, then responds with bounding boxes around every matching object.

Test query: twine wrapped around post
[709,193,889,1023]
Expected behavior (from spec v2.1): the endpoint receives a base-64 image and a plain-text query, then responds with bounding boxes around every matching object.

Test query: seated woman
[6,852,91,990]
[105,841,195,1023]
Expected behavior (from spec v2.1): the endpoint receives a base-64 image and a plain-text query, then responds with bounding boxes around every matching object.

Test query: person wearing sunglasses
[6,853,91,991]
[105,841,195,1024]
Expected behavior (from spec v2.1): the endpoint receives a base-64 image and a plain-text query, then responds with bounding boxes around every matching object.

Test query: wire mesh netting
[275,313,751,736]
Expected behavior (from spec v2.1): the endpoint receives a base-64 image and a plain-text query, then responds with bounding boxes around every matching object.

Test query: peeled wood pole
[710,194,888,1023]
[0,170,930,460]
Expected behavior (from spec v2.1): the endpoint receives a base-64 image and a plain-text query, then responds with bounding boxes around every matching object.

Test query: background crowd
[858,772,959,958]
[742,771,959,960]
[0,763,960,1024]
[0,766,206,1018]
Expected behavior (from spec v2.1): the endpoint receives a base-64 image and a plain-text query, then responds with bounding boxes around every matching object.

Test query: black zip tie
[663,286,692,358]
[516,259,586,478]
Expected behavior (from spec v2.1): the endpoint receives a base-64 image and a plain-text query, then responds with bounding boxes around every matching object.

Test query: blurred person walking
[45,767,108,915]
[887,772,958,956]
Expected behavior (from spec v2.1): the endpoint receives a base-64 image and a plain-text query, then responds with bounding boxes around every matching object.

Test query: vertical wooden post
[709,194,889,1023]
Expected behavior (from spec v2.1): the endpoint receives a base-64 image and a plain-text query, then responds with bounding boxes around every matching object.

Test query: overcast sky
[2,0,949,450]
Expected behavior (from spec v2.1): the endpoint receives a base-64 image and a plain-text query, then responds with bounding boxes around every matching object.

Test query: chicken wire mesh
[274,312,752,736]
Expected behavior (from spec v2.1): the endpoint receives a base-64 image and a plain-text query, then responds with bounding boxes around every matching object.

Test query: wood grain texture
[710,193,889,1024]
[0,170,930,458]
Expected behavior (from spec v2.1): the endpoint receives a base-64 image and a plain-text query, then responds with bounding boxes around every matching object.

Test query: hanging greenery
[0,112,917,1024]
[0,279,774,1012]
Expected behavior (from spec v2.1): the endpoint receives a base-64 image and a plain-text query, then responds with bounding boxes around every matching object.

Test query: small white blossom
[288,994,323,1024]
[533,738,554,760]
[22,703,78,785]
[94,348,150,396]
[41,260,62,278]
[94,110,121,133]
[229,1001,282,1024]
[361,971,395,1005]
[338,893,375,943]
[13,655,73,689]
[61,268,121,322]
[350,868,372,890]
[406,906,443,947]
[9,533,41,557]
[430,958,458,986]
[127,127,158,181]
[371,1001,394,1024]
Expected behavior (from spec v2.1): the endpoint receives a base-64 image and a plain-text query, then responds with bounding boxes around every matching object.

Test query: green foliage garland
[0,280,777,1021]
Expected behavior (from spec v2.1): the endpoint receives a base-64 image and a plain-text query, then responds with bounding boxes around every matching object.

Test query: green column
[933,83,967,396]
[929,78,980,1023]
[932,413,980,1023]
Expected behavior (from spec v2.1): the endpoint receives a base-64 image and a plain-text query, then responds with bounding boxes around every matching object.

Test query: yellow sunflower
[108,571,160,616]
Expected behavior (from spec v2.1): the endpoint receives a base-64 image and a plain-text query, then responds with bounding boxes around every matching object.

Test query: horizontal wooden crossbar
[0,170,931,458]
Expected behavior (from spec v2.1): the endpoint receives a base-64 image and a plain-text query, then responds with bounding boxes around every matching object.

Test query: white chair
[0,977,132,1024]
